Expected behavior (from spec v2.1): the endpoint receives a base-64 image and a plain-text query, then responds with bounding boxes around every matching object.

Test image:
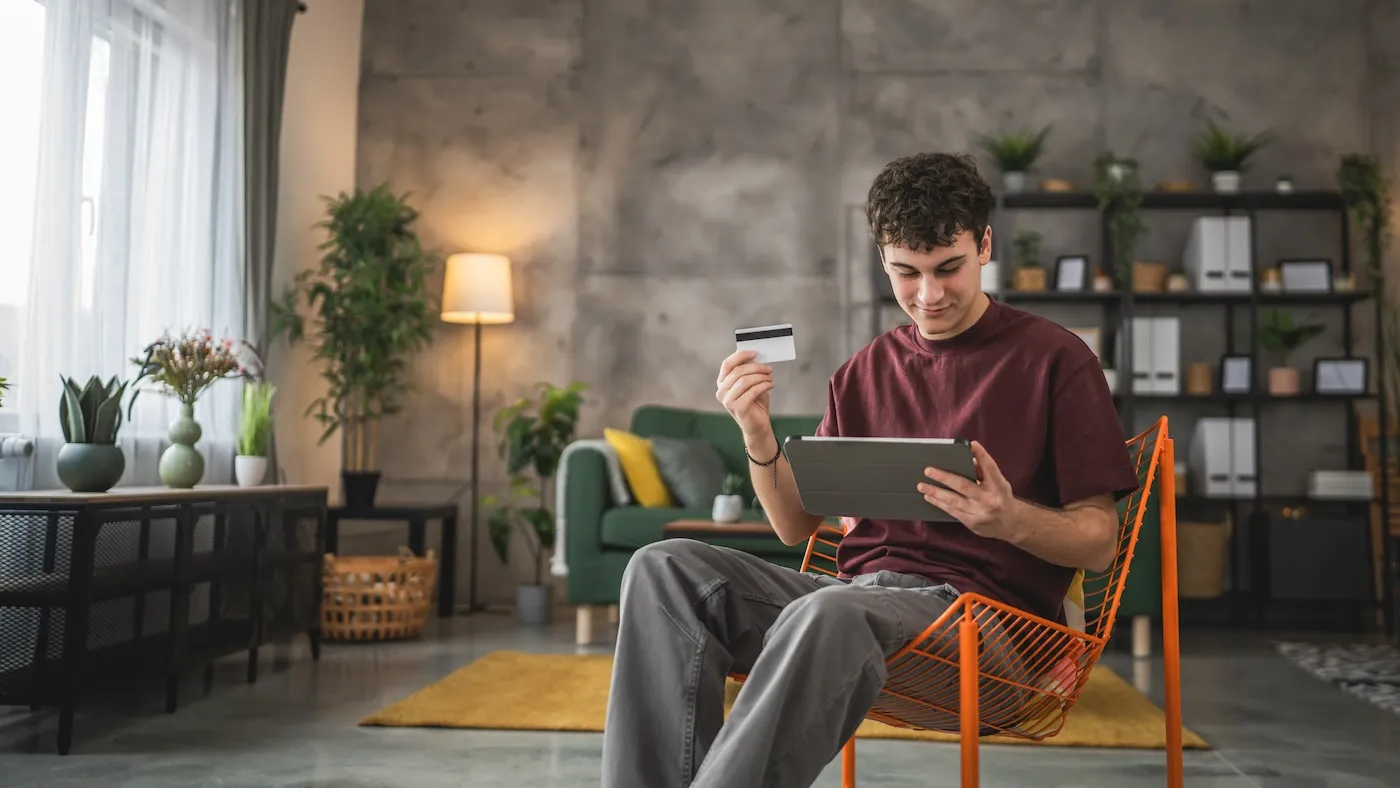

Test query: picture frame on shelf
[1313,357,1367,395]
[1278,259,1333,293]
[1220,355,1252,394]
[1054,255,1089,291]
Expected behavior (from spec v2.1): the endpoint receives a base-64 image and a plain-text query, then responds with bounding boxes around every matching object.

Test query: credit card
[735,323,796,363]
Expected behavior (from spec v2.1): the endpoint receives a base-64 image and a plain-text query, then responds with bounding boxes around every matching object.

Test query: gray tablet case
[783,435,977,521]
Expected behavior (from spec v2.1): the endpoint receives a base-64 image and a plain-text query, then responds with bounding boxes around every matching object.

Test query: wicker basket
[322,547,438,642]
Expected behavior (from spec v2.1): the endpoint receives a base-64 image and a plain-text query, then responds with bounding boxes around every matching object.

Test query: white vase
[1002,171,1027,193]
[1211,170,1241,193]
[235,455,268,487]
[712,494,743,523]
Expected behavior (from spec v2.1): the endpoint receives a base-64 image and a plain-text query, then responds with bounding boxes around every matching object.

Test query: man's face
[881,227,991,340]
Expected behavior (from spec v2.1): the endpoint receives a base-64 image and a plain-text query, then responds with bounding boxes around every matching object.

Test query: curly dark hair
[866,152,993,253]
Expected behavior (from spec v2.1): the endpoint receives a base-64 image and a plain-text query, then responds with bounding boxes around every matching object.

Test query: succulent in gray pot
[56,375,129,493]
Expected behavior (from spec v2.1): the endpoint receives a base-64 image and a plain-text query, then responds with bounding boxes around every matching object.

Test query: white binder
[1183,216,1252,293]
[1188,418,1256,497]
[1124,317,1180,394]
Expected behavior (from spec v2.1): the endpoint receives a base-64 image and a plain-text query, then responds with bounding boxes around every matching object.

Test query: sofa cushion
[604,428,675,508]
[599,506,805,558]
[650,436,729,508]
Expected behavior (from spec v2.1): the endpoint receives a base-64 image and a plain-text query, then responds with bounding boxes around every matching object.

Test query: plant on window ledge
[271,183,442,508]
[0,376,8,409]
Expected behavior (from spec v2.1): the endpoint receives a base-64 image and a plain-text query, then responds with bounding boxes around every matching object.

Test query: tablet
[783,435,978,522]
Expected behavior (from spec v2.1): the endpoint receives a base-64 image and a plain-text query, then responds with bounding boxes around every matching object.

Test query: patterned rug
[1275,641,1400,717]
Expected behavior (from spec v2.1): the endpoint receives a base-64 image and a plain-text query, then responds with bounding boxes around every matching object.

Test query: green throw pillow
[650,436,728,509]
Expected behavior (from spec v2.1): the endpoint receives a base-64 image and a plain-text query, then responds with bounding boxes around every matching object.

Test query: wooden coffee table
[662,519,778,538]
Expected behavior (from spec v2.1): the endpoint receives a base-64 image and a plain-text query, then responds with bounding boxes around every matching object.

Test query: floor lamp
[441,252,515,613]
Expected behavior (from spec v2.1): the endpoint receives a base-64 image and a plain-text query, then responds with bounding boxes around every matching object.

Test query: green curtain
[242,0,299,483]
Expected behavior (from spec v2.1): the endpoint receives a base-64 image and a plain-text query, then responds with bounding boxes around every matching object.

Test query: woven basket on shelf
[322,547,438,642]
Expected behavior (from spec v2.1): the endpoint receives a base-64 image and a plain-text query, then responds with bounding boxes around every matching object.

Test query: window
[0,0,45,386]
[0,0,112,410]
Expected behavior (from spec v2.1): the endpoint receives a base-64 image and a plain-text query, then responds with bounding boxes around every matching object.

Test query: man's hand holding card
[717,323,795,438]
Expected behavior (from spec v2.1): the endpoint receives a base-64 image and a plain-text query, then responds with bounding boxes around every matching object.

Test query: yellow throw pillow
[1063,569,1087,633]
[604,428,675,508]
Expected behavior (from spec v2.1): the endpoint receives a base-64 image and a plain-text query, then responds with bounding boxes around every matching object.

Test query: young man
[600,152,1140,788]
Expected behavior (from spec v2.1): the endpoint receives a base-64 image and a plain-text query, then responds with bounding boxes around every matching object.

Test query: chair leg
[959,613,979,788]
[841,737,855,788]
[1160,437,1185,788]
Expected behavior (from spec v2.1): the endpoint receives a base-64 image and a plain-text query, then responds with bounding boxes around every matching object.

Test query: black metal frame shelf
[986,187,1392,634]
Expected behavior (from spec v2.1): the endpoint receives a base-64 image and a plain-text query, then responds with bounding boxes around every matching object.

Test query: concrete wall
[354,0,1398,607]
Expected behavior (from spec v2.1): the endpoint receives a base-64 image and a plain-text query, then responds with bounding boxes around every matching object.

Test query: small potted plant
[1192,119,1273,193]
[1012,229,1045,291]
[0,375,8,408]
[1275,174,1295,194]
[975,125,1052,193]
[713,473,745,523]
[1258,309,1325,395]
[235,381,276,487]
[484,381,588,626]
[56,375,129,493]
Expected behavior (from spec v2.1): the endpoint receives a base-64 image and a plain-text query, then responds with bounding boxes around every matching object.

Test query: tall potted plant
[975,125,1051,193]
[482,381,587,625]
[1192,119,1273,193]
[1093,150,1147,287]
[1258,310,1325,395]
[272,183,441,509]
[1338,154,1397,419]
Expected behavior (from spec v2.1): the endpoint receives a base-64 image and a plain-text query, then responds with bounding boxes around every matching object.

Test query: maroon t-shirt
[815,297,1140,624]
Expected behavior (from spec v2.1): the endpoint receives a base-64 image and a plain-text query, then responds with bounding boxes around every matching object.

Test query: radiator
[0,434,35,492]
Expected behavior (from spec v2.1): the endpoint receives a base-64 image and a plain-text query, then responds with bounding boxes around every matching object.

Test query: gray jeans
[600,538,981,788]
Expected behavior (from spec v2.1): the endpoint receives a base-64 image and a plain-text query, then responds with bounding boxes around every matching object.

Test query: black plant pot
[342,470,381,510]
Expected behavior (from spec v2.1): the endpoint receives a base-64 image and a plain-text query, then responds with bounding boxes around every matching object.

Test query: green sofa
[560,404,820,643]
[559,403,1168,653]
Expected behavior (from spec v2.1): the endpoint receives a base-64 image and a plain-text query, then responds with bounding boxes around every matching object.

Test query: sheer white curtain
[13,0,245,488]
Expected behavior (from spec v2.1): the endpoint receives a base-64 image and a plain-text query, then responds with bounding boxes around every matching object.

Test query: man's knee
[621,539,716,598]
[769,586,881,645]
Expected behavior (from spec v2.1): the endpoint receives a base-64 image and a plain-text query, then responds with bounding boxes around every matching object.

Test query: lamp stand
[469,317,483,612]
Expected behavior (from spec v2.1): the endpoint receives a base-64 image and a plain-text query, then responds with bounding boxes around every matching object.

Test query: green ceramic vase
[159,402,204,488]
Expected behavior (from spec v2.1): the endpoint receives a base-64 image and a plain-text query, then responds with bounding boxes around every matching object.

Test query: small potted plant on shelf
[1258,309,1325,395]
[1012,229,1045,291]
[56,375,129,493]
[483,380,588,626]
[975,125,1052,193]
[235,381,276,487]
[1192,119,1273,193]
[713,473,745,523]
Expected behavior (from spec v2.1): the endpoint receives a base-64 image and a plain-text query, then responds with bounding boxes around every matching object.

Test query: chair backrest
[1080,417,1168,644]
[800,417,1170,649]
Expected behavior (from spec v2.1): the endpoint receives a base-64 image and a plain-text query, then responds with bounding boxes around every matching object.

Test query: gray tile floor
[1,612,1398,787]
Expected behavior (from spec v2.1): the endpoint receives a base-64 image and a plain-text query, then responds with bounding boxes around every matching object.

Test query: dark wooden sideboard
[0,484,328,754]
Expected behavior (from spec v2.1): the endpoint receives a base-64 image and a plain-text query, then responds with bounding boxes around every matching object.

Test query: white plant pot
[1107,162,1128,182]
[235,455,268,487]
[1002,171,1027,193]
[1211,170,1241,193]
[712,494,743,523]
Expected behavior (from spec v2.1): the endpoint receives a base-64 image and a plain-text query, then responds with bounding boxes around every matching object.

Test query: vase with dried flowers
[130,330,259,488]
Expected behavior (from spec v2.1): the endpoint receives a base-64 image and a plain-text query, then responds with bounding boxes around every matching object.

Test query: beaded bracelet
[745,442,782,488]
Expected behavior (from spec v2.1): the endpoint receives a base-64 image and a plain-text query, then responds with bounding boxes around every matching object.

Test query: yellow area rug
[360,650,1208,750]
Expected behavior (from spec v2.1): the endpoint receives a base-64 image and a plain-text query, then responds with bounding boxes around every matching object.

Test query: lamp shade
[441,252,515,325]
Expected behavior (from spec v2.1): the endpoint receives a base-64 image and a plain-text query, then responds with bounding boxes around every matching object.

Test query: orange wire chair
[795,417,1184,788]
